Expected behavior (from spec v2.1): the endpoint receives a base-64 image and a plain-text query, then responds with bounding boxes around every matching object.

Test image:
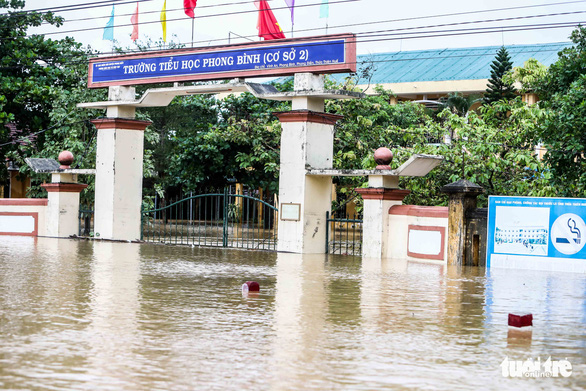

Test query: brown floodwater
[0,236,584,390]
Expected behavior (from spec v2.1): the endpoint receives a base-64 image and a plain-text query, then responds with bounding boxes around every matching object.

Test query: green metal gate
[325,211,363,256]
[141,189,278,250]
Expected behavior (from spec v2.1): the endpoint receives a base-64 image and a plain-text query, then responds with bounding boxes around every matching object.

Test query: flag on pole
[160,0,167,42]
[320,0,329,18]
[130,2,139,42]
[255,1,285,40]
[184,0,197,18]
[284,0,295,24]
[103,5,114,41]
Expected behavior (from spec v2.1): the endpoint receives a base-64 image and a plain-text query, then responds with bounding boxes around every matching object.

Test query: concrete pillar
[91,117,151,241]
[41,173,87,238]
[274,72,343,254]
[441,179,484,266]
[356,175,410,259]
[275,110,342,253]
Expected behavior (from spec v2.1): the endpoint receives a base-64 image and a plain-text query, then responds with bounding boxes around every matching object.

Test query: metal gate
[78,207,94,237]
[325,211,363,256]
[141,189,278,250]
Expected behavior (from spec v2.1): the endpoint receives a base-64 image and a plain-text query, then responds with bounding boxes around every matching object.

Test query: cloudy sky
[18,0,586,54]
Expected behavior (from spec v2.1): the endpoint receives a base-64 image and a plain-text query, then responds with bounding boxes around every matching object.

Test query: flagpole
[191,18,194,48]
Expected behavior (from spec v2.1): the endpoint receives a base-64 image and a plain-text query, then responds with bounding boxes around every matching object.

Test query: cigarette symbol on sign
[552,213,586,255]
[556,218,581,244]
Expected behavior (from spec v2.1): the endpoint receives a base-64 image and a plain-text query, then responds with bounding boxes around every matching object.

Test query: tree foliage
[503,58,547,94]
[533,26,586,196]
[351,98,555,207]
[0,0,106,201]
[484,46,517,104]
[143,84,291,198]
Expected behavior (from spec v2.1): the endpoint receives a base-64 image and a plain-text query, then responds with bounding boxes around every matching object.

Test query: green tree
[438,92,482,117]
[362,98,555,206]
[484,47,517,104]
[145,84,291,197]
[504,58,547,94]
[534,26,586,196]
[0,0,104,199]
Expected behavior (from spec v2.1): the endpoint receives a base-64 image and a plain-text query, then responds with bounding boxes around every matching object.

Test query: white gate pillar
[356,179,410,259]
[41,173,87,238]
[91,117,151,241]
[274,110,343,253]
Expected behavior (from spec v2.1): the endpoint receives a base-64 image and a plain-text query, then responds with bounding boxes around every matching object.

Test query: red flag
[130,2,138,42]
[255,1,285,40]
[184,0,197,18]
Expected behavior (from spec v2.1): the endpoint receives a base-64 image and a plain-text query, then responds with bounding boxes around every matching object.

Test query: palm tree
[439,92,482,117]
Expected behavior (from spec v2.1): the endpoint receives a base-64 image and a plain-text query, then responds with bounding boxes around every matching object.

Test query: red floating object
[243,281,260,292]
[508,313,533,328]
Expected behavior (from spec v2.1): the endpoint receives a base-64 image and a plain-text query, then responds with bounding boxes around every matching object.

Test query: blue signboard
[88,35,355,88]
[487,195,586,272]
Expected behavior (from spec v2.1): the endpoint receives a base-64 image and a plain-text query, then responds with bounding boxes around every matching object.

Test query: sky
[16,0,586,55]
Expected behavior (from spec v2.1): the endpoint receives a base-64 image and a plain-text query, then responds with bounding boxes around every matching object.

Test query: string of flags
[102,0,328,43]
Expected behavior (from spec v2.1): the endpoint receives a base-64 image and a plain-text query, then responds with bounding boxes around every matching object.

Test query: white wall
[0,199,48,237]
[386,205,448,263]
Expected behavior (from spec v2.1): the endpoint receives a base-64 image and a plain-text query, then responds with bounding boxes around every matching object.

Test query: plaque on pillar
[280,203,301,221]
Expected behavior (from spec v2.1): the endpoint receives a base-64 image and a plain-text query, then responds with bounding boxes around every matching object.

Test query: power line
[38,0,269,20]
[12,0,285,15]
[5,0,154,15]
[357,10,586,40]
[0,2,583,68]
[13,0,585,42]
[38,20,586,64]
[0,21,577,73]
[10,3,582,57]
[25,0,359,38]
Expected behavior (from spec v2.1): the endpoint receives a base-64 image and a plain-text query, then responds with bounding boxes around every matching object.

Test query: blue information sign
[487,195,586,272]
[88,35,355,88]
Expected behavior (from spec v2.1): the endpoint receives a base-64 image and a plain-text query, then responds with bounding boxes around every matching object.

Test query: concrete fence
[386,205,449,262]
[0,198,48,236]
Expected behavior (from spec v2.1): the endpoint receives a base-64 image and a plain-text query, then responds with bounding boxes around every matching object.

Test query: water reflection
[0,237,584,390]
[88,242,141,386]
[272,253,328,389]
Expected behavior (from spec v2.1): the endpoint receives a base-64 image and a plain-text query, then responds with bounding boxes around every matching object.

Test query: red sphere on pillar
[374,147,393,170]
[58,150,74,169]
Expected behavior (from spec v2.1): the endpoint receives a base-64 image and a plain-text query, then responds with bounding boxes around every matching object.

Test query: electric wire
[7,0,584,43]
[64,10,586,52]
[10,0,291,15]
[11,0,586,25]
[1,0,583,60]
[27,0,283,20]
[20,0,359,39]
[0,11,581,67]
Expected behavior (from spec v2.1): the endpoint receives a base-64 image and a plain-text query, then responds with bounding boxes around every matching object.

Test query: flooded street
[0,236,584,390]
